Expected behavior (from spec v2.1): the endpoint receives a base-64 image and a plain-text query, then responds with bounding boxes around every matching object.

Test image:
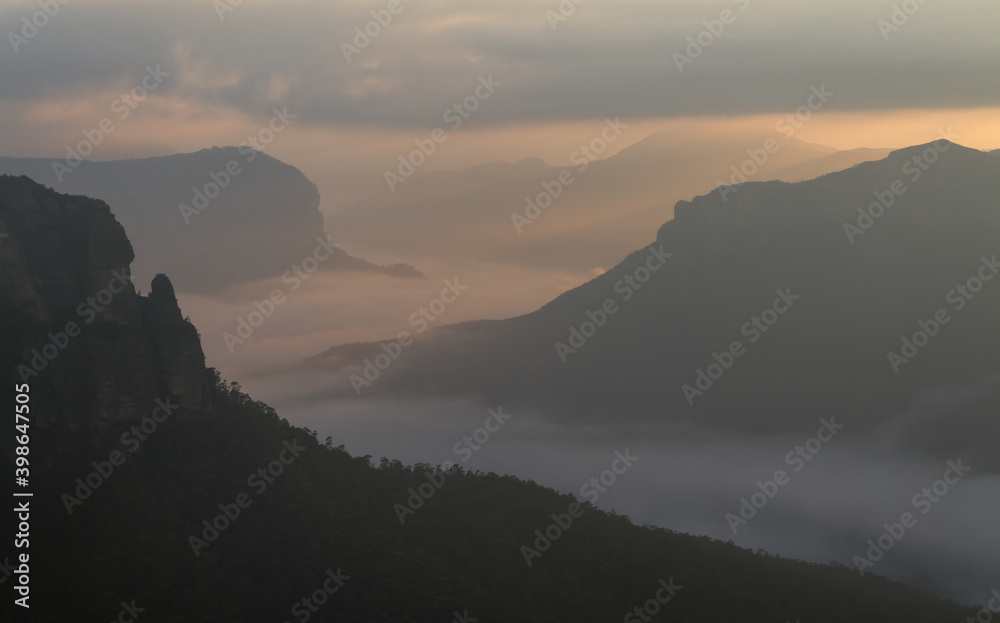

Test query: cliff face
[0,175,208,452]
[0,148,421,293]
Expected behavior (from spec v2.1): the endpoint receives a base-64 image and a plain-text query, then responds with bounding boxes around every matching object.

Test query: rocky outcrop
[0,175,208,454]
[139,273,209,411]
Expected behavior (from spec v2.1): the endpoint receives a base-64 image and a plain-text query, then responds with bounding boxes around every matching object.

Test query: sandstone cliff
[0,175,209,454]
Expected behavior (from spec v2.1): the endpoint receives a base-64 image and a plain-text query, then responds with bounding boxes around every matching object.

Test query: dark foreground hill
[0,376,980,622]
[0,164,980,621]
[308,142,1000,442]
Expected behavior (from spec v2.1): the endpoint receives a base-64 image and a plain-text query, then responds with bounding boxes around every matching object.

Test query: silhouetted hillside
[309,142,1000,451]
[0,167,979,623]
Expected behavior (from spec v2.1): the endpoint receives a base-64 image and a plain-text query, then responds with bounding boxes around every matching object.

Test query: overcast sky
[3,0,1000,121]
[2,0,999,161]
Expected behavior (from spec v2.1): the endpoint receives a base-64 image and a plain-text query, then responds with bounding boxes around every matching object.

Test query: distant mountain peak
[0,149,423,291]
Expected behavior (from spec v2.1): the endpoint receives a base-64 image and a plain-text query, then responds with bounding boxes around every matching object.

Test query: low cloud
[241,388,1000,607]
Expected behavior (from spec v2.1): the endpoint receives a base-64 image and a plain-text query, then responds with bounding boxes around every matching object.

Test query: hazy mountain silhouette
[334,132,890,271]
[308,141,1000,464]
[0,148,420,292]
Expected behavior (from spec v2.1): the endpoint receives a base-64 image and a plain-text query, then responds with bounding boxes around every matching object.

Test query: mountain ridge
[305,141,1000,455]
[0,148,422,292]
[331,133,894,272]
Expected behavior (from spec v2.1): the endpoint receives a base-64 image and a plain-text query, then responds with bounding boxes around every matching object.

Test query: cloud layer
[2,0,999,132]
